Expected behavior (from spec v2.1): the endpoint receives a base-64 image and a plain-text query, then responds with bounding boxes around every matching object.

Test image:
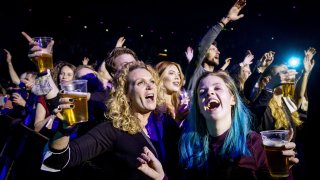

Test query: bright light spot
[140,34,144,37]
[105,29,109,32]
[230,28,234,31]
[164,49,167,52]
[159,53,167,57]
[271,37,274,40]
[84,26,87,29]
[288,57,300,68]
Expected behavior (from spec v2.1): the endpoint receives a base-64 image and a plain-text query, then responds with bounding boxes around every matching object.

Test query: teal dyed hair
[179,71,253,169]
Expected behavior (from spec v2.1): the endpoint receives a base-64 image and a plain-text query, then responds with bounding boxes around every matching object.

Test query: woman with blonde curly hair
[40,61,167,180]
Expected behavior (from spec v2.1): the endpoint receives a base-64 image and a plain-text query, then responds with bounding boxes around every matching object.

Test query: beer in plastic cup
[32,37,53,73]
[60,80,88,126]
[260,130,290,178]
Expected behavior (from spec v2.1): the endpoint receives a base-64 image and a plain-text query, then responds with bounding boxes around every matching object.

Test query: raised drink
[32,53,53,73]
[282,83,294,98]
[61,91,88,126]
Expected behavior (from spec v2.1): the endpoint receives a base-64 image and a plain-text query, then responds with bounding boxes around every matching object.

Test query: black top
[43,121,158,180]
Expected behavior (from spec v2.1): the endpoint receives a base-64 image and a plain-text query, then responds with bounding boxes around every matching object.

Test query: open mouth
[204,100,220,110]
[145,93,155,101]
[172,82,180,86]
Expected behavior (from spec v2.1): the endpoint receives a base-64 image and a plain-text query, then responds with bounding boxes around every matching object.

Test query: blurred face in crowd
[161,65,181,94]
[206,44,220,66]
[127,68,157,114]
[20,72,36,90]
[59,65,74,83]
[114,54,136,71]
[242,65,252,81]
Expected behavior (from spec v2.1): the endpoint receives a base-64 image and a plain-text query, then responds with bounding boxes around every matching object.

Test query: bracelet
[219,21,226,27]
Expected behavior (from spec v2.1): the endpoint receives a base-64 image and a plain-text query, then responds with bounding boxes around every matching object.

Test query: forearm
[198,23,223,63]
[299,72,309,98]
[50,135,70,150]
[8,63,20,85]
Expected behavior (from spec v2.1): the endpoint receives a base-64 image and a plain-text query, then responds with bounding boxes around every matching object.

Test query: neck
[205,115,231,137]
[164,93,173,107]
[134,111,152,128]
[203,63,214,72]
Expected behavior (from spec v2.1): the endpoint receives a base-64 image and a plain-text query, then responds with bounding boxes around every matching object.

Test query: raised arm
[220,57,232,71]
[294,47,316,108]
[4,49,20,85]
[185,0,247,90]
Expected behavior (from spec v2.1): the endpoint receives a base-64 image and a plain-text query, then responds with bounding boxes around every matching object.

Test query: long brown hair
[155,61,185,118]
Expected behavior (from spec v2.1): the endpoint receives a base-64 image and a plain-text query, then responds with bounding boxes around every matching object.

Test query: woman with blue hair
[178,71,299,179]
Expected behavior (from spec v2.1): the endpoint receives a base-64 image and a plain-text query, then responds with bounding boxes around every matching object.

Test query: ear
[230,95,236,106]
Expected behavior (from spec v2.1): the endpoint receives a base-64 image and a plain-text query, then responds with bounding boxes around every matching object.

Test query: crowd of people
[0,0,316,179]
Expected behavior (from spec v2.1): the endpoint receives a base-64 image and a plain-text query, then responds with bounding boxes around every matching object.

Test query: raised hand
[115,36,126,48]
[226,0,247,21]
[137,146,165,180]
[3,49,12,64]
[258,51,275,73]
[303,47,316,73]
[242,50,254,65]
[82,57,90,65]
[220,57,232,71]
[21,31,54,58]
[185,46,194,63]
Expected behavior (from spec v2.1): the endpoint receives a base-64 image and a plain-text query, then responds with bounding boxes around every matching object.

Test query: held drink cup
[60,80,88,126]
[32,37,54,73]
[282,69,296,98]
[260,130,290,178]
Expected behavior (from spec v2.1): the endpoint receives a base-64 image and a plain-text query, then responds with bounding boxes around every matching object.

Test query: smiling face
[127,68,157,114]
[197,75,235,123]
[59,65,74,84]
[161,65,182,94]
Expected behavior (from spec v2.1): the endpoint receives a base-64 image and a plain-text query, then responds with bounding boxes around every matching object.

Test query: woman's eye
[137,81,145,86]
[199,89,206,95]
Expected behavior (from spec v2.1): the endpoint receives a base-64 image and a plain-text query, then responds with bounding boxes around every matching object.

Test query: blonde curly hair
[106,61,164,134]
[269,97,302,129]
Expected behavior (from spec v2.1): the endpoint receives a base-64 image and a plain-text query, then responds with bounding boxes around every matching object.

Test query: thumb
[238,14,244,19]
[288,128,294,141]
[47,40,54,52]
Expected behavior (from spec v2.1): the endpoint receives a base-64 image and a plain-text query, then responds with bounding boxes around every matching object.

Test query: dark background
[0,0,319,75]
[0,0,319,177]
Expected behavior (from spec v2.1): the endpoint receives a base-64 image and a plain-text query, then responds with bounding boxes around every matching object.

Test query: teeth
[205,100,220,110]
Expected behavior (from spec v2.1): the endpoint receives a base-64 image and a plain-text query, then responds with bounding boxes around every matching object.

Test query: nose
[146,82,154,90]
[207,87,215,96]
[174,74,180,80]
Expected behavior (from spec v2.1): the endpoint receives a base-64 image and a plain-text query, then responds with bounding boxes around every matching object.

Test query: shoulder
[246,131,263,148]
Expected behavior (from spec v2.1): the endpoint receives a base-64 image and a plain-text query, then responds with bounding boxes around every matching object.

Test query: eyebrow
[199,82,222,88]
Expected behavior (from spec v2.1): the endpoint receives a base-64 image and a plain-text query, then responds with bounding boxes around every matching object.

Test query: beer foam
[263,139,288,147]
[66,91,88,97]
